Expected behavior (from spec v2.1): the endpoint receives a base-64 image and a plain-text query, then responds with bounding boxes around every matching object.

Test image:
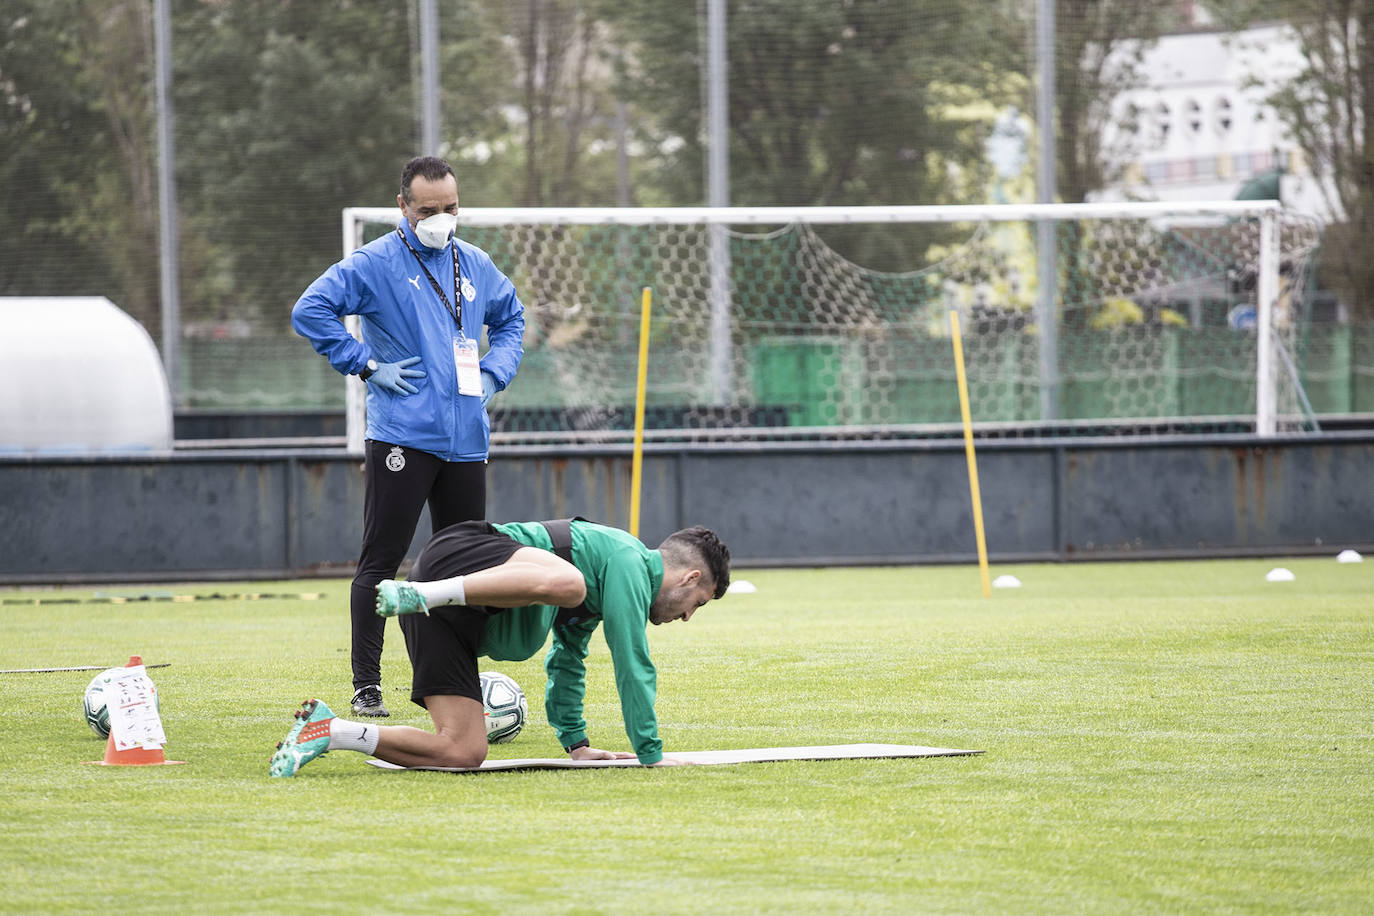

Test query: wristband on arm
[564,739,589,754]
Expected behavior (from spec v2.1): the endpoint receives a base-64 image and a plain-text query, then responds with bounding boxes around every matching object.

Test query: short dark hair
[400,156,456,203]
[659,526,731,599]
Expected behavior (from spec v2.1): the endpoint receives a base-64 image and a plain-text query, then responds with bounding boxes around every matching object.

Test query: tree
[1049,0,1184,204]
[605,0,1024,270]
[1,0,160,335]
[1041,0,1184,327]
[491,0,619,206]
[1256,3,1374,322]
[171,0,424,329]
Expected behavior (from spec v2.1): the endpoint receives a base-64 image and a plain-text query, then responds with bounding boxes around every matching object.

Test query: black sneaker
[350,684,390,718]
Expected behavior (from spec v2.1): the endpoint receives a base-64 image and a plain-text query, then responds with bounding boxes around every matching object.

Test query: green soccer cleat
[375,579,429,618]
[269,699,334,778]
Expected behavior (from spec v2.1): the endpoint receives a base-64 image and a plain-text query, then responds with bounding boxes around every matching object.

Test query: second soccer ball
[82,667,160,739]
[479,671,527,743]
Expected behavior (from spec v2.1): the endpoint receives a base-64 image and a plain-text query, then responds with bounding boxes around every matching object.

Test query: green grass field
[2,557,1371,914]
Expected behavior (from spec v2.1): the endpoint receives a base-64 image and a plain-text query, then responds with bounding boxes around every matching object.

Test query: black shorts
[398,521,524,707]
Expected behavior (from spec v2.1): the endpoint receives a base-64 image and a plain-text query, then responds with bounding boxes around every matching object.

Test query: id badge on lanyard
[454,335,484,397]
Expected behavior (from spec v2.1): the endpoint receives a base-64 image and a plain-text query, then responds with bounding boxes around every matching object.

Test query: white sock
[414,575,466,607]
[327,717,381,754]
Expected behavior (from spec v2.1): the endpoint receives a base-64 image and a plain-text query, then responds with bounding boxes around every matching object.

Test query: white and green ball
[82,668,159,739]
[479,671,527,744]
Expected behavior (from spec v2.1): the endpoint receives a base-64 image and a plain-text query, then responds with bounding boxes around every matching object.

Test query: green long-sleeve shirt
[479,520,666,765]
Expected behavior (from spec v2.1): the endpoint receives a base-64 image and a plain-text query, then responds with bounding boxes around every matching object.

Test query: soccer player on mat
[269,519,730,776]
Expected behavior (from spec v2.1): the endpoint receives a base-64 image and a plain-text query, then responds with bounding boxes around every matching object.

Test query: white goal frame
[340,200,1286,452]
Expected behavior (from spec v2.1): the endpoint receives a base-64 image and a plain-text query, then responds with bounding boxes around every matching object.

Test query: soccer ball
[82,668,159,739]
[479,671,527,744]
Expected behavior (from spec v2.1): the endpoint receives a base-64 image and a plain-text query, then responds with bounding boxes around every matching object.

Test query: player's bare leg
[370,694,489,769]
[377,547,585,617]
[270,694,489,776]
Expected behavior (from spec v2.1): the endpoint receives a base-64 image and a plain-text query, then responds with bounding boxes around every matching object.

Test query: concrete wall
[2,433,1371,583]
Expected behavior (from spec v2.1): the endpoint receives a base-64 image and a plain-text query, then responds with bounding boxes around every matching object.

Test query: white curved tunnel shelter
[2,297,172,453]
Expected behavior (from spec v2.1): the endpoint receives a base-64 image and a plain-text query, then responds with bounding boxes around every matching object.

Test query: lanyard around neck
[397,229,464,333]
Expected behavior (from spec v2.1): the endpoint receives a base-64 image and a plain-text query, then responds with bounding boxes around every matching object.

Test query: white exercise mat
[365,743,982,773]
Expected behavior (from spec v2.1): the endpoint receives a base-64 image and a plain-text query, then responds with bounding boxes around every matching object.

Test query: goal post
[340,200,1317,451]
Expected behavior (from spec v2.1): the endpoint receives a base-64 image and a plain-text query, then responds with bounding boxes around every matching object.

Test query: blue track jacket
[291,217,525,461]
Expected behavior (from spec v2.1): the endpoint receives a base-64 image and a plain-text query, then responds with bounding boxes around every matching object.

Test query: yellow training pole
[949,311,992,598]
[629,287,653,538]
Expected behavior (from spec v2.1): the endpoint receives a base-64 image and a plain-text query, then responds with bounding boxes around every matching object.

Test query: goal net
[342,201,1322,449]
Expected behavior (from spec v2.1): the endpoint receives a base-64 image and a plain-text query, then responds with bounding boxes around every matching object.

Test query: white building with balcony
[1095,21,1332,219]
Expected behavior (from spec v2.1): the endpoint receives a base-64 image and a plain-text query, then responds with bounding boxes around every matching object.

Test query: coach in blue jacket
[291,156,525,718]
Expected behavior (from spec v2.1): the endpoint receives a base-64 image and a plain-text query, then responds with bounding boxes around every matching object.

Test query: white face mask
[414,212,458,249]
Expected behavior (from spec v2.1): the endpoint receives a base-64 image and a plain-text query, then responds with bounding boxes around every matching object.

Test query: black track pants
[349,440,486,690]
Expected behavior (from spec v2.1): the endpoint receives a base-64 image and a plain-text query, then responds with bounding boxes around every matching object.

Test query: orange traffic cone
[89,733,186,766]
[85,655,186,766]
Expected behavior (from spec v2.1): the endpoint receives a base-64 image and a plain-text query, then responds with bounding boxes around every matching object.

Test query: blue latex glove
[368,356,426,395]
[480,370,499,407]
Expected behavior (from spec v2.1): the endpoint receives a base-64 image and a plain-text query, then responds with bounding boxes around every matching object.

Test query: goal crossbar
[344,200,1281,230]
